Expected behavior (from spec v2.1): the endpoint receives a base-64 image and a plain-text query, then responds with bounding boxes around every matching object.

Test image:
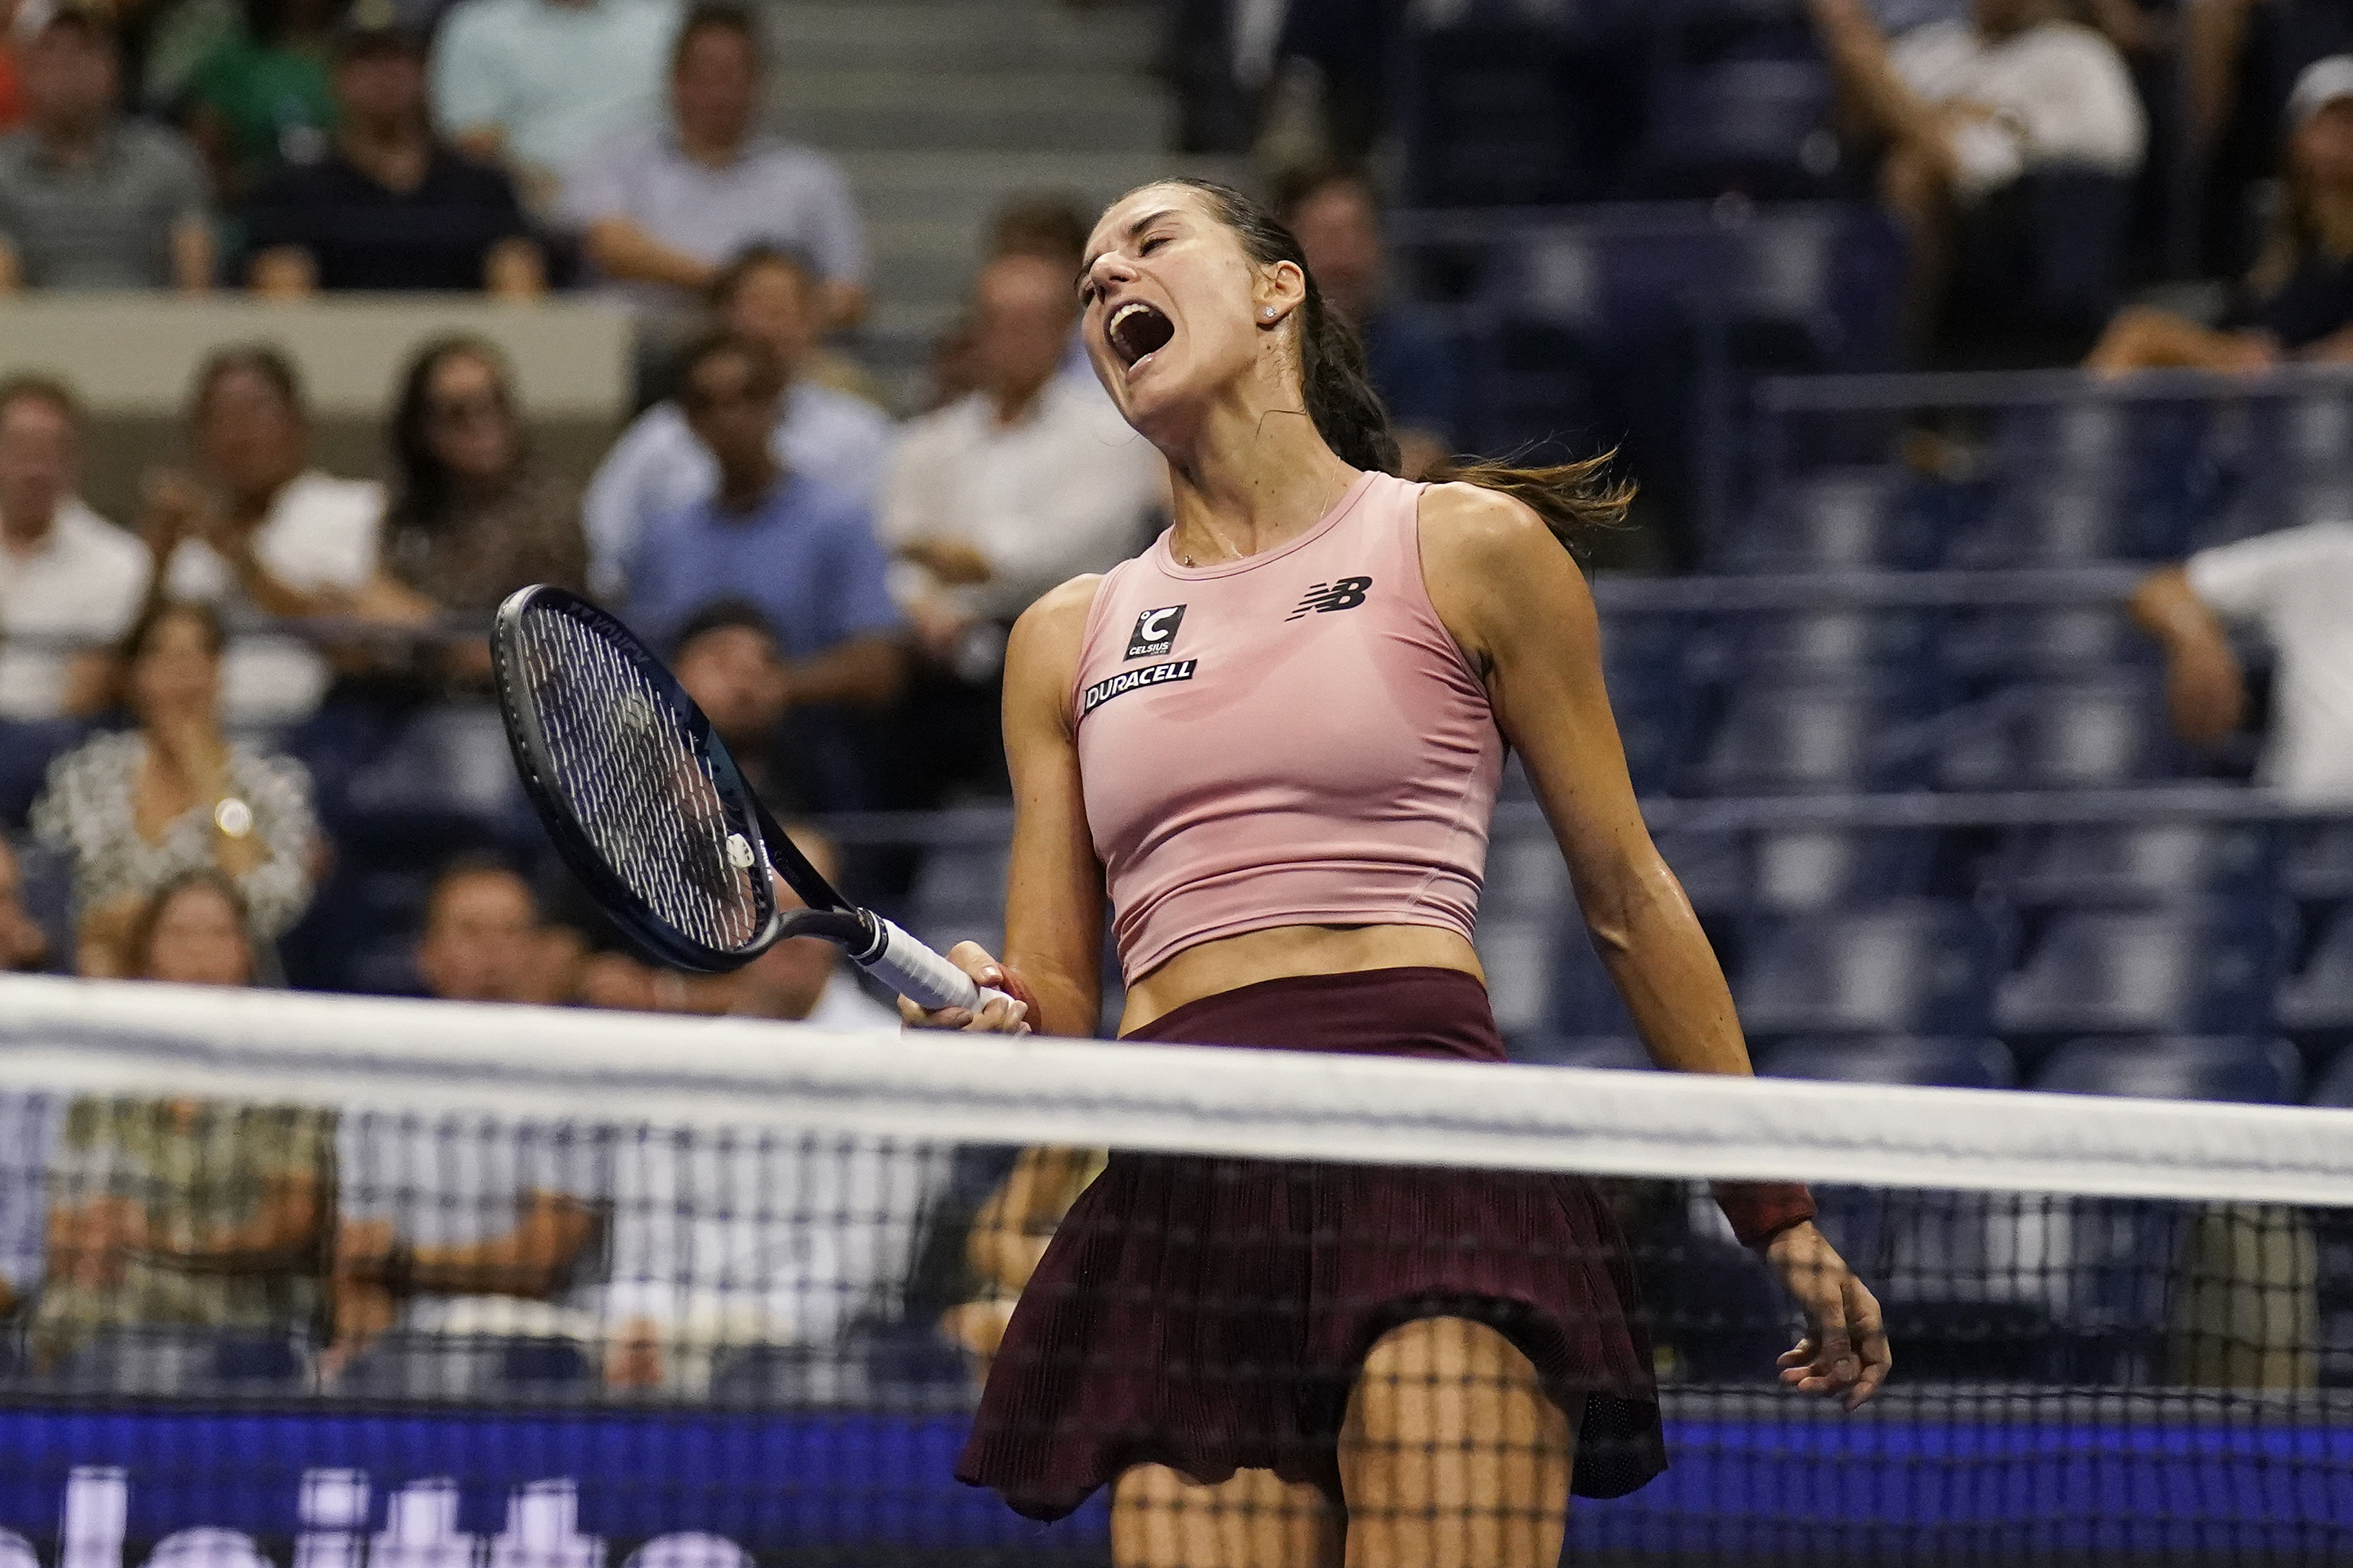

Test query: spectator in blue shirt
[585,244,891,596]
[620,331,902,718]
[1276,166,1460,478]
[429,0,678,210]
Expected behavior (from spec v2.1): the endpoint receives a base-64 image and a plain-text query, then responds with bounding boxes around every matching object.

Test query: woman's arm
[1420,486,1744,1074]
[902,572,1108,1037]
[2129,563,2248,746]
[1420,484,1890,1408]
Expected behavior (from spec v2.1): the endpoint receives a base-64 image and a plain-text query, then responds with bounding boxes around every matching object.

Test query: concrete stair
[757,1,1237,400]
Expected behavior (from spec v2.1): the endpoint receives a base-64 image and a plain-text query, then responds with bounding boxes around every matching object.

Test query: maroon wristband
[1711,1180,1817,1249]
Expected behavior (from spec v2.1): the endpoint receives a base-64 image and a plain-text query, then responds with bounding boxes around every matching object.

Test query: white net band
[3,975,2349,1206]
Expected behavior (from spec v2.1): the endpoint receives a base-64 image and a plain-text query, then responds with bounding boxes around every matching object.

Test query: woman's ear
[1254,260,1308,328]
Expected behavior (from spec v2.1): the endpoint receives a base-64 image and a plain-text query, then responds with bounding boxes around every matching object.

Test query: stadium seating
[2030,1036,2304,1104]
[2279,905,2353,1055]
[1735,899,2000,1040]
[1997,905,2286,1045]
[1935,676,2179,792]
[1699,676,1931,794]
[1986,822,2279,913]
[1755,1035,2015,1089]
[2310,1047,2353,1109]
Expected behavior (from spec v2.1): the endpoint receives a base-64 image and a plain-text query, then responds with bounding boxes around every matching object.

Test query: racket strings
[516,609,764,951]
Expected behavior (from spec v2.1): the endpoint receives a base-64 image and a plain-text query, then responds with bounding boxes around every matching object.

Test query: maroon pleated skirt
[955,966,1666,1521]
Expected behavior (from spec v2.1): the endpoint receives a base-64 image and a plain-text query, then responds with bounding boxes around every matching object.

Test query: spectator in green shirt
[183,0,338,200]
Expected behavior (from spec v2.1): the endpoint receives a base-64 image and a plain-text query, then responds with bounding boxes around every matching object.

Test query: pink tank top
[1073,471,1504,982]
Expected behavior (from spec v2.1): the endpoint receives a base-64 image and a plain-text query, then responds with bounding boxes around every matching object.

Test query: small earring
[1262,308,1276,320]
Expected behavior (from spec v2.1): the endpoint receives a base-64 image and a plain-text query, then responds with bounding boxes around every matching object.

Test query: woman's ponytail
[1164,177,1634,553]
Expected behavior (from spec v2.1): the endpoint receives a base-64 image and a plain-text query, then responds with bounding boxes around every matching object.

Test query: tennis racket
[490,585,1011,1015]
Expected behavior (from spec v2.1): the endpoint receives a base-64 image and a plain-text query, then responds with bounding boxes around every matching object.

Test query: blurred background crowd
[0,0,2352,1406]
[1,0,2351,1047]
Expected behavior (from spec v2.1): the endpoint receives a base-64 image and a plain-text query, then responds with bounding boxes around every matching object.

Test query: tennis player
[908,178,1891,1567]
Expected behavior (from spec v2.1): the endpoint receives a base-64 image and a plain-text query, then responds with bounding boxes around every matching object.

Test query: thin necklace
[1178,472,1349,568]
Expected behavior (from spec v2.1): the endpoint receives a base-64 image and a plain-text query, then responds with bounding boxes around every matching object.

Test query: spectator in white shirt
[559,2,865,334]
[882,252,1162,656]
[583,245,892,597]
[146,347,422,728]
[0,376,145,721]
[878,252,1161,805]
[2131,524,2353,802]
[1809,0,2145,355]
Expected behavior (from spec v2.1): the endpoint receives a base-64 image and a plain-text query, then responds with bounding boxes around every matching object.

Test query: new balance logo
[1286,575,1372,621]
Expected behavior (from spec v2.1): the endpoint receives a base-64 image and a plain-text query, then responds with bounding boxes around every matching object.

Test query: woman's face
[422,351,519,488]
[142,885,254,987]
[196,369,306,500]
[1079,185,1299,438]
[129,610,221,722]
[2295,99,2353,190]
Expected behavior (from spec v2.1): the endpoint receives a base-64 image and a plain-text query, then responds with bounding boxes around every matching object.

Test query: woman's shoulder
[1415,478,1558,557]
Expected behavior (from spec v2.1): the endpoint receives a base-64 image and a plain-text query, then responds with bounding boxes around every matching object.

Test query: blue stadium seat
[1997,905,2284,1041]
[41,1329,310,1397]
[1747,826,1944,913]
[1986,822,2279,912]
[1733,608,1938,679]
[1398,3,1623,208]
[1755,1036,2015,1088]
[1735,899,1999,1039]
[0,717,87,830]
[2030,1036,2304,1104]
[1936,677,2176,791]
[1699,678,1929,794]
[1599,613,1697,795]
[2310,1047,2353,1108]
[2278,905,2353,1050]
[1512,1035,1654,1072]
[330,702,529,855]
[1939,605,2149,689]
[333,1331,591,1399]
[1717,467,1940,572]
[2286,818,2353,906]
[1546,924,1642,1040]
[1638,58,1838,198]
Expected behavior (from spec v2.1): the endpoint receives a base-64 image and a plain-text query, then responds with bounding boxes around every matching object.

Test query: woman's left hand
[1764,1220,1891,1410]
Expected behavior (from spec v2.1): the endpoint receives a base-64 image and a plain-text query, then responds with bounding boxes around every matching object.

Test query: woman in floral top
[31,600,318,975]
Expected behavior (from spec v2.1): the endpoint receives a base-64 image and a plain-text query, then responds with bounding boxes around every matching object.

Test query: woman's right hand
[899,941,1036,1033]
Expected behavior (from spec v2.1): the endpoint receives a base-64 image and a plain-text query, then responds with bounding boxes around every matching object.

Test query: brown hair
[126,871,255,983]
[190,345,305,427]
[674,330,784,405]
[671,0,759,72]
[1147,178,1631,551]
[708,242,818,310]
[0,372,84,433]
[120,598,226,664]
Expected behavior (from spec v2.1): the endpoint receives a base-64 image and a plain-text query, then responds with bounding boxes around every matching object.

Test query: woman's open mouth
[1107,301,1175,371]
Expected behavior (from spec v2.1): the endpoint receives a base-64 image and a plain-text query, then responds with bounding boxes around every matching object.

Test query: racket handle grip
[858,915,1015,1016]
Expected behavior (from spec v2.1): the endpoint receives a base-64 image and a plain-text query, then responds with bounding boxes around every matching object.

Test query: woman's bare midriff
[1116,922,1486,1038]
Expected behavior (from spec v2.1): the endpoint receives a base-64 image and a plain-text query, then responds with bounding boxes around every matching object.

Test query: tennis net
[0,974,2348,1565]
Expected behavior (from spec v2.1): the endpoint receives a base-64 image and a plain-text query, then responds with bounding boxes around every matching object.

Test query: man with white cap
[2089,55,2353,374]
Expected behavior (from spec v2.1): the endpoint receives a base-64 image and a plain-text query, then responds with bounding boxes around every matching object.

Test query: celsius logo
[1285,577,1371,621]
[19,1467,752,1568]
[1125,605,1186,660]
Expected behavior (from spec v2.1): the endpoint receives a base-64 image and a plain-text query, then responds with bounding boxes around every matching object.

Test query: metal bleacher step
[766,2,1158,73]
[756,0,1211,402]
[767,67,1175,153]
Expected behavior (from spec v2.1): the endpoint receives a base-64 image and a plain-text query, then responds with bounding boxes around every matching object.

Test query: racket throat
[778,907,886,958]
